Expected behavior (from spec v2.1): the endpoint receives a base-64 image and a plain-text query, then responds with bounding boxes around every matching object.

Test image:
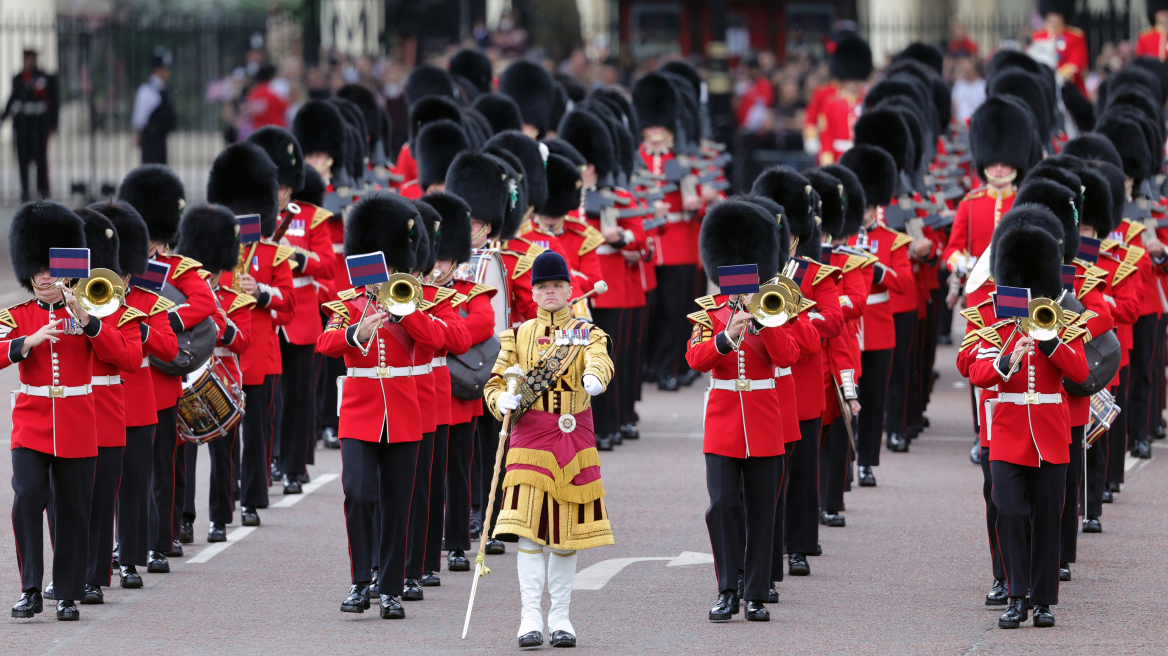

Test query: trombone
[351,272,424,356]
[1001,296,1065,378]
[54,268,125,319]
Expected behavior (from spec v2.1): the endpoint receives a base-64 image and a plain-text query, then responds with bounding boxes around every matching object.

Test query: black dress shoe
[81,584,103,605]
[596,433,613,451]
[907,423,921,439]
[297,472,311,484]
[970,443,982,465]
[619,423,639,440]
[1082,517,1102,533]
[208,523,227,542]
[1102,489,1114,504]
[766,587,778,603]
[1155,424,1166,440]
[11,590,43,618]
[1132,441,1152,459]
[1108,482,1121,494]
[283,474,303,494]
[518,631,544,648]
[1032,604,1055,627]
[179,520,194,544]
[886,433,909,452]
[120,565,143,588]
[821,511,846,527]
[809,544,822,556]
[485,539,506,555]
[111,547,119,570]
[998,597,1028,629]
[549,630,576,647]
[708,592,739,621]
[164,540,183,558]
[402,578,423,601]
[679,369,701,386]
[938,334,952,345]
[858,466,876,487]
[448,550,470,571]
[609,430,623,446]
[985,578,1007,605]
[788,553,810,576]
[378,594,405,619]
[420,572,440,587]
[469,513,483,540]
[270,461,283,480]
[322,427,340,449]
[241,507,261,526]
[371,567,379,592]
[921,414,930,428]
[658,376,679,391]
[1059,562,1072,582]
[147,552,170,573]
[56,599,79,621]
[340,583,371,612]
[43,582,54,600]
[745,601,770,621]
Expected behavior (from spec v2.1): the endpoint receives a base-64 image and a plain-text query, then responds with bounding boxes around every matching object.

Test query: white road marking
[272,472,340,507]
[187,526,256,563]
[576,552,714,590]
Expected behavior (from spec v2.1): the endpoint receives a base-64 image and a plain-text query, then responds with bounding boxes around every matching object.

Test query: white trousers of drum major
[516,536,579,637]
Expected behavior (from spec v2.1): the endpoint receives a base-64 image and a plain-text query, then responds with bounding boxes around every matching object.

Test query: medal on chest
[554,327,589,346]
[536,335,552,356]
[62,316,83,335]
[288,218,306,237]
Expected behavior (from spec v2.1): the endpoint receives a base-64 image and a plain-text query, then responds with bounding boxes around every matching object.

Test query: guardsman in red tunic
[1031,1,1090,95]
[1110,216,1158,461]
[804,36,871,165]
[207,143,297,527]
[7,202,132,620]
[422,191,497,574]
[89,200,179,589]
[319,194,446,620]
[1136,2,1168,60]
[117,165,222,574]
[686,201,800,623]
[520,156,604,297]
[966,205,1089,630]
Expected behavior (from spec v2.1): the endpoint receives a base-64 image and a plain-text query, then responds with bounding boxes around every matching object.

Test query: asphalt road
[0,308,1166,654]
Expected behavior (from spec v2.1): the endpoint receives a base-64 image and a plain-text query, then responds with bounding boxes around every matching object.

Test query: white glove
[803,137,821,156]
[583,374,603,396]
[497,392,520,412]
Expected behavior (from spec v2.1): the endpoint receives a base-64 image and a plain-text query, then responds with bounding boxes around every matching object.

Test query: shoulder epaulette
[1061,309,1081,325]
[812,262,841,285]
[273,243,297,268]
[0,307,17,329]
[695,295,719,310]
[322,300,349,320]
[1070,310,1097,328]
[451,293,468,306]
[1077,276,1103,300]
[1113,260,1138,286]
[1084,264,1108,279]
[842,254,867,273]
[959,330,983,350]
[117,306,147,327]
[963,187,988,201]
[197,269,212,280]
[687,310,713,329]
[1065,26,1084,36]
[798,298,817,313]
[453,283,494,306]
[223,289,257,314]
[570,220,606,256]
[974,323,1005,349]
[172,257,202,279]
[1123,244,1146,264]
[431,286,457,305]
[150,295,176,315]
[418,299,436,312]
[309,205,333,229]
[1099,238,1121,252]
[891,232,913,251]
[959,306,986,329]
[1061,325,1088,344]
[338,288,361,301]
[511,251,539,279]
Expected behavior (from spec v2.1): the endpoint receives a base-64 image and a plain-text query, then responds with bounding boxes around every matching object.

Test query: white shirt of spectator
[131,74,166,132]
[952,78,986,124]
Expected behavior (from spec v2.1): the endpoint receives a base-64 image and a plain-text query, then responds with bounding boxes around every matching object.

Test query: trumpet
[382,272,424,317]
[55,268,125,318]
[1002,297,1066,378]
[750,281,797,328]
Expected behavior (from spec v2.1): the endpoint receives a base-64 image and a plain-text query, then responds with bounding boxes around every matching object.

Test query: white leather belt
[999,392,1062,405]
[710,377,776,392]
[214,347,233,358]
[141,356,150,368]
[867,291,890,304]
[832,139,854,152]
[293,275,315,288]
[346,365,428,379]
[774,367,792,377]
[665,212,686,224]
[596,244,619,255]
[91,375,121,386]
[19,383,92,398]
[430,356,447,368]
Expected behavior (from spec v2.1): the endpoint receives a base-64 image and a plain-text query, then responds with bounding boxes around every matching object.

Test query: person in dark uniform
[132,47,176,165]
[2,49,58,202]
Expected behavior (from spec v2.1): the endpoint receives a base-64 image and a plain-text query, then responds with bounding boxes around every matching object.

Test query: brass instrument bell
[1025,297,1064,341]
[750,281,796,327]
[73,268,125,318]
[381,272,424,316]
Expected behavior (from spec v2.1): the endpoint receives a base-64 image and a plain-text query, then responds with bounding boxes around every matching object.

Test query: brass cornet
[381,272,424,317]
[56,268,125,318]
[1025,297,1064,341]
[750,281,796,327]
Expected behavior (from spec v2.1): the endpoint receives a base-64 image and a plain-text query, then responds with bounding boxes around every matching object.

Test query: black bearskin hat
[499,60,556,137]
[970,96,1039,180]
[1095,113,1152,182]
[985,49,1043,80]
[206,142,280,238]
[543,138,586,168]
[1015,178,1080,263]
[483,149,528,240]
[1062,133,1124,170]
[989,70,1050,141]
[405,64,456,106]
[292,100,347,166]
[462,107,494,149]
[413,199,441,275]
[872,99,924,172]
[1085,160,1125,236]
[806,169,845,240]
[1037,0,1075,17]
[174,204,241,275]
[739,194,792,273]
[76,209,121,275]
[446,152,514,240]
[557,109,618,184]
[484,130,549,212]
[582,100,634,182]
[88,201,149,276]
[592,87,640,139]
[543,154,583,218]
[852,109,912,173]
[829,35,873,81]
[699,200,782,286]
[822,164,866,238]
[1076,166,1115,241]
[336,84,383,146]
[893,42,944,75]
[1061,83,1096,134]
[838,144,897,208]
[408,95,463,151]
[991,204,1065,299]
[450,49,494,94]
[473,93,523,135]
[9,201,85,292]
[292,166,326,208]
[548,81,570,134]
[1129,56,1168,104]
[344,192,420,274]
[415,119,468,191]
[632,71,680,135]
[423,191,473,264]
[751,167,815,245]
[246,126,306,192]
[118,164,186,246]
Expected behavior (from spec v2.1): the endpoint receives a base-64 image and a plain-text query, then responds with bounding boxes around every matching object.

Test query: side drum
[177,357,246,444]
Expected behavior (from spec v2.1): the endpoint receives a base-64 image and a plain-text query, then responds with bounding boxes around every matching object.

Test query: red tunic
[790,258,843,421]
[1097,238,1144,371]
[1031,26,1088,95]
[1135,27,1168,61]
[520,218,604,296]
[638,145,700,266]
[848,220,913,351]
[122,286,178,427]
[942,186,1015,276]
[214,284,255,383]
[390,143,416,190]
[447,281,497,426]
[498,238,543,326]
[956,299,999,448]
[92,304,147,447]
[817,92,862,166]
[221,241,296,385]
[279,202,337,345]
[1066,269,1114,426]
[418,284,472,430]
[148,254,223,409]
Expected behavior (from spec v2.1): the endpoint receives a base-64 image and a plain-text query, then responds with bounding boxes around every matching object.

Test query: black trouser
[424,425,449,574]
[1128,314,1157,448]
[117,424,155,567]
[857,348,893,467]
[620,307,643,423]
[280,341,316,478]
[405,430,436,578]
[591,307,624,436]
[1085,428,1107,518]
[820,415,851,514]
[317,355,344,432]
[241,377,274,509]
[13,119,49,200]
[182,428,237,527]
[445,420,476,552]
[1061,427,1085,564]
[12,448,94,599]
[86,446,123,587]
[991,459,1066,605]
[1154,314,1168,438]
[183,442,198,523]
[885,311,917,436]
[308,351,325,464]
[980,447,1006,580]
[768,451,791,584]
[706,453,780,601]
[649,264,697,379]
[936,266,953,342]
[786,418,821,555]
[341,436,419,595]
[149,405,180,553]
[171,437,188,544]
[1107,368,1129,485]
